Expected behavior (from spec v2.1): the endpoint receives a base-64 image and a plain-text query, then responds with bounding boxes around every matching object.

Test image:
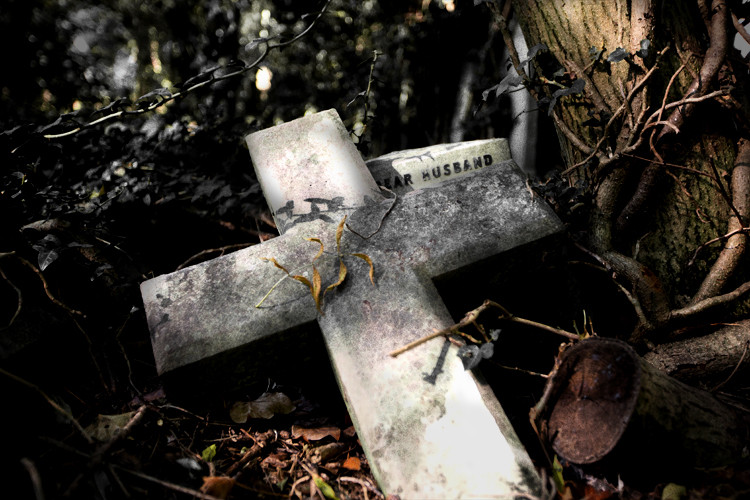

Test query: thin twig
[177,243,254,270]
[390,300,578,357]
[65,405,149,497]
[20,458,45,500]
[0,265,22,328]
[643,89,728,131]
[561,48,668,175]
[17,256,85,317]
[621,153,715,179]
[505,316,579,341]
[689,227,749,266]
[711,340,749,392]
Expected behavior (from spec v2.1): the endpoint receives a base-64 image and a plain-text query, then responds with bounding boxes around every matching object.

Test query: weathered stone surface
[246,109,382,233]
[365,138,511,194]
[142,110,560,499]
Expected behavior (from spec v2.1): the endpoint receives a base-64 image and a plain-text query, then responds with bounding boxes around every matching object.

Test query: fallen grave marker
[365,138,511,195]
[141,109,562,498]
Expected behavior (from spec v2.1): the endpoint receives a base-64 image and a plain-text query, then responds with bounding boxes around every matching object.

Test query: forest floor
[3,122,750,500]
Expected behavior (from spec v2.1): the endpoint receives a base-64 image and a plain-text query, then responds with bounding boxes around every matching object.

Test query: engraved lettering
[393,176,403,188]
[463,159,471,172]
[432,166,442,178]
[444,164,451,176]
[484,154,492,166]
[453,162,461,174]
[404,174,413,185]
[422,170,431,181]
[473,157,482,169]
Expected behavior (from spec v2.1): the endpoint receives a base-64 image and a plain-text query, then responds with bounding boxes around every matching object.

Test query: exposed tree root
[692,138,750,302]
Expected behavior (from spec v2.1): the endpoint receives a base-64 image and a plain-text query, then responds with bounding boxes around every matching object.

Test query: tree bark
[510,0,746,334]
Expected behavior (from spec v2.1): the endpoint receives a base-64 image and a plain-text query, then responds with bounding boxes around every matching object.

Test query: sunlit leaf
[313,474,340,500]
[306,237,325,262]
[261,257,290,275]
[324,260,347,296]
[312,265,323,314]
[335,216,346,254]
[351,253,375,285]
[202,444,217,462]
[552,455,565,493]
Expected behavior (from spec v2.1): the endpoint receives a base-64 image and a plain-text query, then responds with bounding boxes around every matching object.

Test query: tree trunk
[510,0,749,340]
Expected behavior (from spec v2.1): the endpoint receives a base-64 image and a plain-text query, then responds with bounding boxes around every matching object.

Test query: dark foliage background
[1,1,548,498]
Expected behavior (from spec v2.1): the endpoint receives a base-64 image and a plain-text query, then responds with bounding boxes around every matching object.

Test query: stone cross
[141,109,562,498]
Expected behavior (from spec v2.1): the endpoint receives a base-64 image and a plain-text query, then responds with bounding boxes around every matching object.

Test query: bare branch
[692,138,750,301]
[671,280,750,324]
[656,0,729,143]
[562,48,668,175]
[390,299,578,357]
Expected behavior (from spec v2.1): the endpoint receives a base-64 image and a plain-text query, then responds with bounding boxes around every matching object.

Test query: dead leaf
[200,476,235,499]
[324,259,347,296]
[85,412,135,442]
[312,265,323,313]
[229,392,295,423]
[292,425,341,442]
[350,253,375,285]
[306,237,325,262]
[261,256,290,274]
[342,456,361,471]
[261,452,291,468]
[335,216,347,253]
[343,426,356,438]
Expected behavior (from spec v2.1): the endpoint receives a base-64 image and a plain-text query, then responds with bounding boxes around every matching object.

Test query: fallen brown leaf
[342,456,361,471]
[200,476,235,499]
[291,425,341,442]
[229,392,295,423]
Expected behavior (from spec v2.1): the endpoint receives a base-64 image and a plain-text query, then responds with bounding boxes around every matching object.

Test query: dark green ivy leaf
[458,342,496,370]
[548,79,586,115]
[607,47,628,63]
[521,43,548,65]
[481,73,524,101]
[635,39,650,58]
